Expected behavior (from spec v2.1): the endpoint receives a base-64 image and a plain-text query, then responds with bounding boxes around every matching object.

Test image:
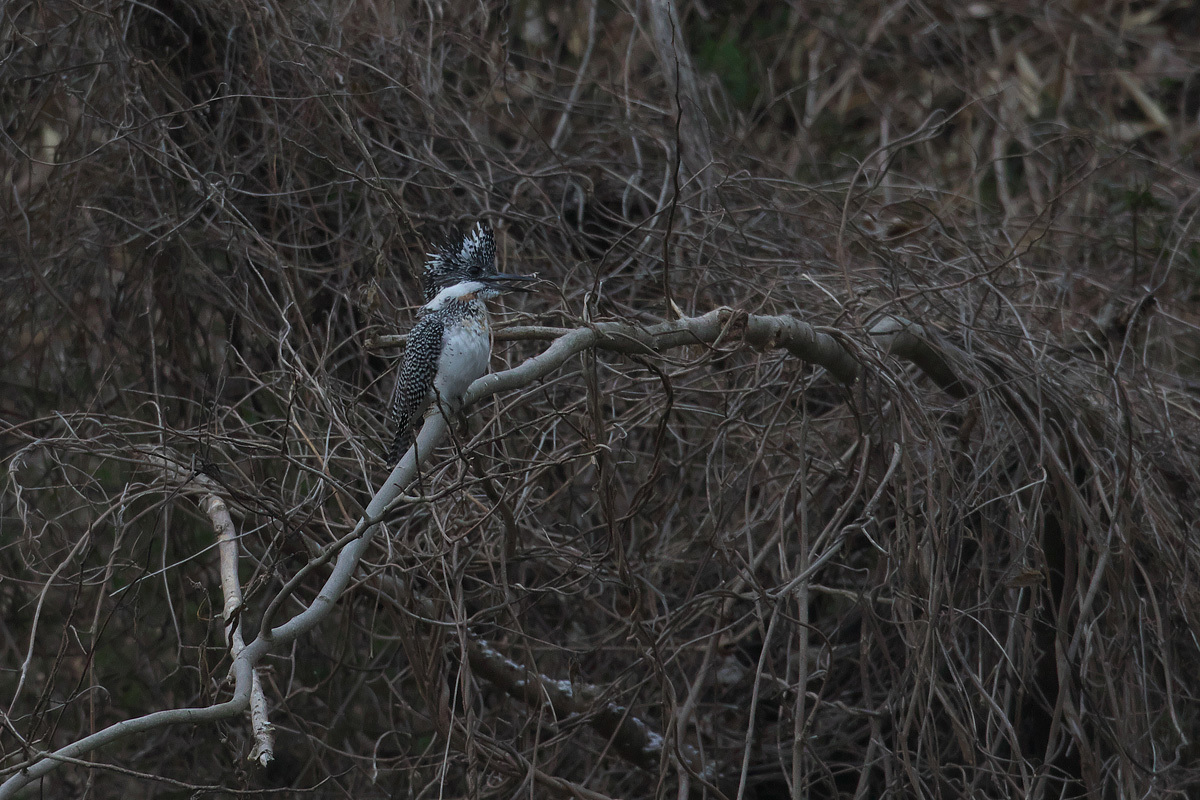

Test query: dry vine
[3,1,1200,798]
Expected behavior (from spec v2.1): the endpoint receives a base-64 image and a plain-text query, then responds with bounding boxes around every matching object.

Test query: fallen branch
[0,414,446,798]
[2,306,971,796]
[371,307,969,397]
[201,494,274,766]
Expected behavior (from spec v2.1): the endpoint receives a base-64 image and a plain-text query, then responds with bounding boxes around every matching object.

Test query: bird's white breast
[434,316,491,400]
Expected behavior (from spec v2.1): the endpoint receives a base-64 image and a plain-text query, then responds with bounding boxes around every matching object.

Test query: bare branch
[201,493,274,766]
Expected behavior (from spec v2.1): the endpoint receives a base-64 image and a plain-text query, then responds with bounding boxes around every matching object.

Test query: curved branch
[203,494,274,765]
[3,305,971,795]
[868,315,970,398]
[373,308,967,398]
[0,415,449,798]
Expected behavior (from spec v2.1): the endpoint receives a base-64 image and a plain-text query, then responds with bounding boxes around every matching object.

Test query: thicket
[3,1,1199,798]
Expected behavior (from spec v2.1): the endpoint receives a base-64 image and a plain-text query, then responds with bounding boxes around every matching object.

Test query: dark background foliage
[2,1,1199,797]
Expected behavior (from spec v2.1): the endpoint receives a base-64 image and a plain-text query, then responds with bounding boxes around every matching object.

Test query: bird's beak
[484,273,538,293]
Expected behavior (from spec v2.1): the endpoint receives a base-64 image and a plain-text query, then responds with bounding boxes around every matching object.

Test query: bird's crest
[422,222,497,301]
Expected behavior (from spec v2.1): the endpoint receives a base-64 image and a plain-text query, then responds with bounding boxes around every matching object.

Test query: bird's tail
[385,430,412,468]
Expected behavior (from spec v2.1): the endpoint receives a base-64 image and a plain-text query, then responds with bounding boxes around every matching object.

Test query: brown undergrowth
[2,1,1199,797]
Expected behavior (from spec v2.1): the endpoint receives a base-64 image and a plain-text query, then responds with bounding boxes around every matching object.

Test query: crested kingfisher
[385,222,534,466]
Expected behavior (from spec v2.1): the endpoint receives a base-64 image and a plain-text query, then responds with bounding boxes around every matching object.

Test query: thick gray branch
[203,493,274,766]
[2,307,968,796]
[0,415,448,798]
[868,316,970,398]
[374,309,966,396]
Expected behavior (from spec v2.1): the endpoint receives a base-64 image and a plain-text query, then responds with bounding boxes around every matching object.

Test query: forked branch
[0,307,969,797]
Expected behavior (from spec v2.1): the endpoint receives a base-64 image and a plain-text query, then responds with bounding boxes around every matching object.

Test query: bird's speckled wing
[386,315,444,465]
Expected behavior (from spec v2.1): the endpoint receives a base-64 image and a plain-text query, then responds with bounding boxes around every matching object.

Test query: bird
[385,222,535,466]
